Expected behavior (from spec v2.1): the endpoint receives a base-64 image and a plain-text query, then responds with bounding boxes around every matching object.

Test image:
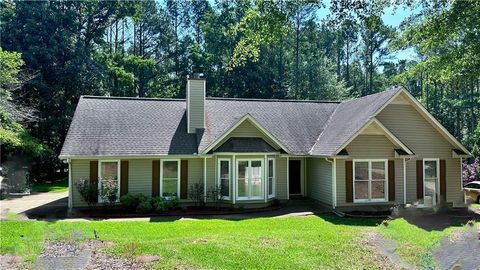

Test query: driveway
[0,191,68,219]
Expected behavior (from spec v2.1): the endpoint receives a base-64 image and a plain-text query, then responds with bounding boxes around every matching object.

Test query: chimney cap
[188,73,204,80]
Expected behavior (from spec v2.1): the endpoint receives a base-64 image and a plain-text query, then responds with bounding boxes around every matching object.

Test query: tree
[359,15,394,95]
[0,48,44,156]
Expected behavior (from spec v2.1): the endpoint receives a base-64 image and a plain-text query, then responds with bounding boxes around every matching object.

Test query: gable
[211,118,281,152]
[377,103,453,157]
[377,90,470,157]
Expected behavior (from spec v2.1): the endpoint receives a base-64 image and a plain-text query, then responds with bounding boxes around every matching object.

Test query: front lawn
[0,215,473,269]
[31,178,68,193]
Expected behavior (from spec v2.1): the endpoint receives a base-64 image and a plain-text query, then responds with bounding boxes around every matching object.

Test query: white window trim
[98,160,121,203]
[423,158,440,206]
[160,159,181,199]
[236,158,264,201]
[267,157,275,199]
[353,159,388,203]
[217,158,231,200]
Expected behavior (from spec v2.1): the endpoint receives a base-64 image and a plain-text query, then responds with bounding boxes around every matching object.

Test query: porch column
[232,154,236,204]
[203,157,207,203]
[287,156,290,200]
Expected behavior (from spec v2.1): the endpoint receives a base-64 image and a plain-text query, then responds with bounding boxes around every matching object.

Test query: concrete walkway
[0,191,68,219]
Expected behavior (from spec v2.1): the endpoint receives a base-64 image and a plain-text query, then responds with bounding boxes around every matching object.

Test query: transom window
[161,160,180,198]
[267,158,275,198]
[218,159,231,199]
[353,160,388,202]
[237,159,263,200]
[98,160,120,202]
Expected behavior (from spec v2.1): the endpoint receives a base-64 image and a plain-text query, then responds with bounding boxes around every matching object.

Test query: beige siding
[71,159,90,207]
[187,79,205,133]
[377,103,463,205]
[128,159,152,196]
[205,157,215,196]
[336,135,404,207]
[276,156,288,200]
[306,158,332,206]
[213,120,280,151]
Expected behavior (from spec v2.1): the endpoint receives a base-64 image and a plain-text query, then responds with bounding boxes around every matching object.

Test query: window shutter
[89,160,98,203]
[416,160,423,199]
[345,160,353,203]
[152,160,160,197]
[120,161,129,196]
[180,160,188,199]
[440,159,446,203]
[388,160,395,201]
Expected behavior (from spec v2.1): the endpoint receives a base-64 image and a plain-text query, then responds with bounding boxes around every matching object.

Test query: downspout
[67,159,72,209]
[325,158,336,209]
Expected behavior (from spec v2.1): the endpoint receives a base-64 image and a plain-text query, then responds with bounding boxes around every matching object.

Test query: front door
[423,159,439,207]
[289,160,301,195]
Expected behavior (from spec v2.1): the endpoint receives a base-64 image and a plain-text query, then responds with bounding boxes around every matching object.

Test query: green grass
[0,216,471,269]
[0,220,47,266]
[379,218,465,268]
[471,203,480,209]
[31,178,68,193]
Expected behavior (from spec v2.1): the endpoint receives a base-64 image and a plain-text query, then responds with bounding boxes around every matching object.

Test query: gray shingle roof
[59,87,402,158]
[60,97,197,157]
[309,87,402,156]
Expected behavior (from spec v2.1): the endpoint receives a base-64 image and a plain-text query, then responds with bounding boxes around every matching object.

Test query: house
[59,74,471,211]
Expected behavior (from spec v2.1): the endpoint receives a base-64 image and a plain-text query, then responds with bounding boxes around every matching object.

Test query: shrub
[152,197,168,213]
[463,158,479,186]
[207,184,225,209]
[120,193,146,211]
[151,196,179,213]
[99,177,118,205]
[188,182,204,207]
[167,197,179,209]
[136,199,153,214]
[75,178,97,206]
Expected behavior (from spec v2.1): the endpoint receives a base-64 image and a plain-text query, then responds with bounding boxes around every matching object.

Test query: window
[267,158,275,198]
[237,159,263,200]
[353,160,387,202]
[218,159,230,199]
[98,160,120,202]
[161,160,180,198]
[423,159,439,206]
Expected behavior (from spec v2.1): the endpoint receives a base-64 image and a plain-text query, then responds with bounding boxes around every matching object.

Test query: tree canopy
[0,0,478,180]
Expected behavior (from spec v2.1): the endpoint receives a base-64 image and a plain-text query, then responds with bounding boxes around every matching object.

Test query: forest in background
[0,0,478,181]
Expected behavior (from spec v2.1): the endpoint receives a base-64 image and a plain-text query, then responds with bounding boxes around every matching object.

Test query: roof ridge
[206,97,341,103]
[81,95,186,101]
[340,86,402,105]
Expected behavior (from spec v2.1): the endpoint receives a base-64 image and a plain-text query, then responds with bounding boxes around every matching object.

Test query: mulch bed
[35,240,160,270]
[73,205,282,219]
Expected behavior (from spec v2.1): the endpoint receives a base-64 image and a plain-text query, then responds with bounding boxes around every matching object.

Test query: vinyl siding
[377,103,463,205]
[336,135,404,207]
[213,120,280,151]
[276,156,288,200]
[187,79,205,133]
[306,158,332,206]
[71,159,90,207]
[128,159,152,196]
